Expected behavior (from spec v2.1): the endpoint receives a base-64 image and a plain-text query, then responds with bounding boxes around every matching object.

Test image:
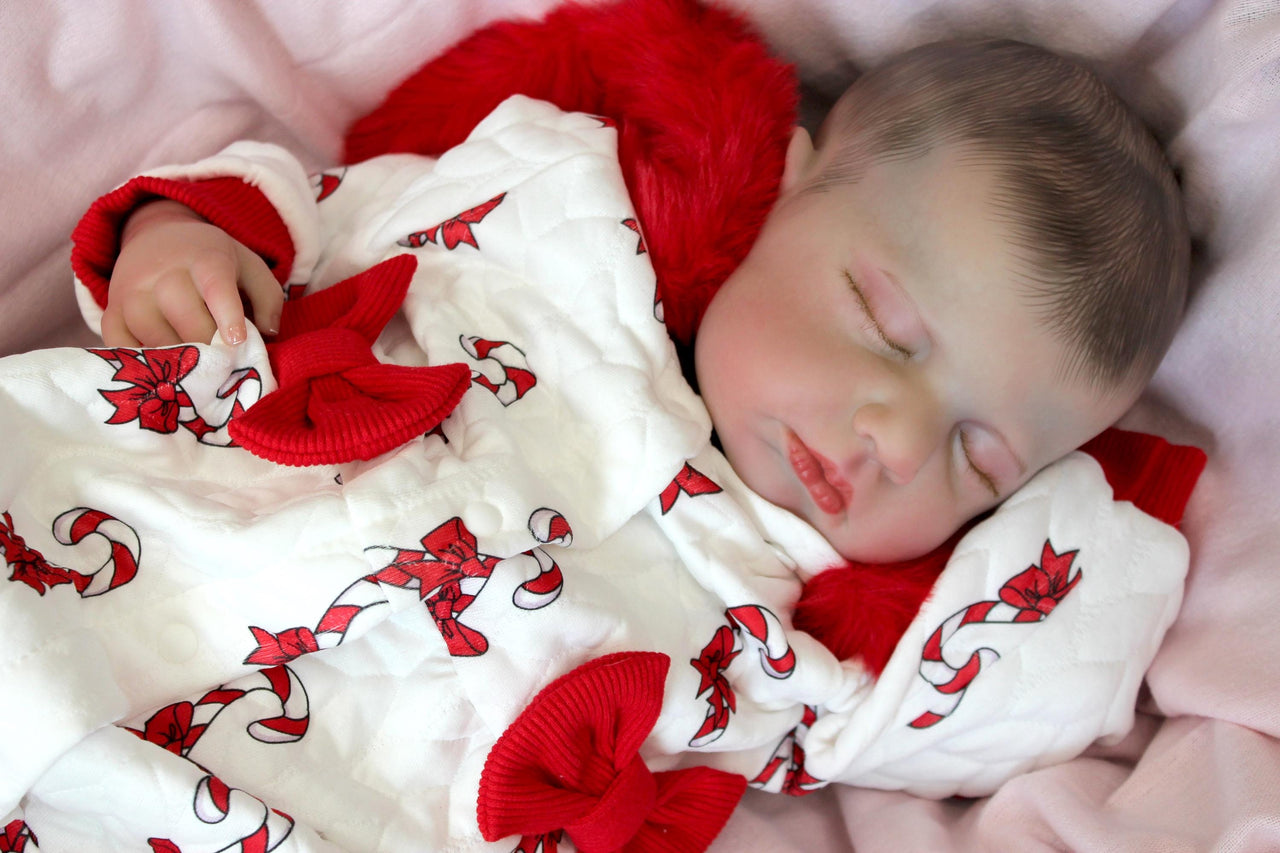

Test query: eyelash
[959,430,1000,498]
[842,271,914,359]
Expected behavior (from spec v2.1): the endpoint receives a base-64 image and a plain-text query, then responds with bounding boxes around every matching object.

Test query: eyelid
[842,270,914,359]
[959,430,1000,498]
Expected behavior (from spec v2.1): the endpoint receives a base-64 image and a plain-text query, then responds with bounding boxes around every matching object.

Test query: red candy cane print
[397,193,505,251]
[460,335,537,406]
[751,705,823,796]
[527,507,572,547]
[910,540,1082,729]
[51,507,141,596]
[90,347,261,448]
[244,575,391,667]
[3,507,141,598]
[310,167,346,203]
[689,624,741,748]
[659,463,722,514]
[512,548,563,611]
[181,366,263,448]
[1,819,37,852]
[512,830,564,853]
[124,668,304,853]
[364,517,502,657]
[192,774,294,852]
[126,665,310,755]
[688,605,795,748]
[726,604,796,680]
[513,508,570,610]
[243,666,310,744]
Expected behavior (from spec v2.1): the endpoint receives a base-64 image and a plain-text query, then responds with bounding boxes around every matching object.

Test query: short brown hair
[808,39,1189,388]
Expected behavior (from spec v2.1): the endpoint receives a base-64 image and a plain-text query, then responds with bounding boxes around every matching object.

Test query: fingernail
[264,313,281,337]
[225,324,246,345]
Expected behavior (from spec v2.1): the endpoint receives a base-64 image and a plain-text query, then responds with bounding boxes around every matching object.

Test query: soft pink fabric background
[2,2,1277,850]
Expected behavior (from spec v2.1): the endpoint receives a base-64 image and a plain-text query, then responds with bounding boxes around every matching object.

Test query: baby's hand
[102,200,283,347]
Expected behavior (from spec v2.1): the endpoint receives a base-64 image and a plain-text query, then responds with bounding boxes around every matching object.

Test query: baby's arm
[103,200,282,347]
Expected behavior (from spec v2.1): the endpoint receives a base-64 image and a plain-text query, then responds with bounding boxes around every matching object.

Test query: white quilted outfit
[0,97,1189,852]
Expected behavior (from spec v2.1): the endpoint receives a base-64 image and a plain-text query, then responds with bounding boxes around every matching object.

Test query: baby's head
[695,38,1188,562]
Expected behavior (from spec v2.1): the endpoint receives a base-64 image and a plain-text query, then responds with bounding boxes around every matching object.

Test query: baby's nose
[853,394,947,485]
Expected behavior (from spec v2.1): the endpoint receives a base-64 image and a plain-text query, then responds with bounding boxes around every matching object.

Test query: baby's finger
[122,295,182,348]
[153,270,219,345]
[100,307,142,348]
[189,251,248,345]
[235,245,284,337]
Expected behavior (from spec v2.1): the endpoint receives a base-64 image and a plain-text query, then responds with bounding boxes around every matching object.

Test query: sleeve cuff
[1080,427,1207,527]
[70,175,296,313]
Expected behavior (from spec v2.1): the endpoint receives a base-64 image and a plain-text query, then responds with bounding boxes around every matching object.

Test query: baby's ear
[780,126,816,195]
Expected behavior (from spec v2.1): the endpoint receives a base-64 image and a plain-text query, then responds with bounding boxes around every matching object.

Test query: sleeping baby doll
[0,0,1204,851]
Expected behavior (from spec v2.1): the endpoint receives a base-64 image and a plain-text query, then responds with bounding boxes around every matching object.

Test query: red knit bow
[228,254,472,465]
[477,652,746,853]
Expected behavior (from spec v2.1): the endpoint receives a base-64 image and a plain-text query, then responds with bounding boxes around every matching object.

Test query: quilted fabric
[1,97,1189,851]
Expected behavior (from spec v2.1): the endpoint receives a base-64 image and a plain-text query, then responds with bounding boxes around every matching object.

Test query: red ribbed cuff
[70,175,296,310]
[1081,427,1207,527]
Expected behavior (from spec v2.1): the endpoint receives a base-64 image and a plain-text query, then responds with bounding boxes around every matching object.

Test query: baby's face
[695,134,1138,562]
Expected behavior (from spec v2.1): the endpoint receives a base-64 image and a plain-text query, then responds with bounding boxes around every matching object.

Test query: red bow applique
[477,652,746,853]
[229,254,471,465]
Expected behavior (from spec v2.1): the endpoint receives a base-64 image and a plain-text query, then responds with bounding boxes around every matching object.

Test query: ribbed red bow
[477,652,747,853]
[229,254,472,466]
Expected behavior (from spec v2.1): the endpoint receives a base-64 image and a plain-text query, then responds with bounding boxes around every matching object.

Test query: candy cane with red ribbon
[181,366,263,448]
[909,540,1082,729]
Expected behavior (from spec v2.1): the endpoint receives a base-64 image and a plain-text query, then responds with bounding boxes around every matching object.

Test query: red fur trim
[345,0,797,344]
[794,536,958,677]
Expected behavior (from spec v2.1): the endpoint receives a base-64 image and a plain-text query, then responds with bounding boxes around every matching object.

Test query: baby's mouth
[785,430,852,515]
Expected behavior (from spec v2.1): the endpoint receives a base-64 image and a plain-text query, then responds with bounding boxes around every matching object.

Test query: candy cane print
[183,366,264,448]
[512,508,570,610]
[688,624,743,748]
[193,774,294,851]
[310,576,390,651]
[128,665,309,757]
[244,576,389,666]
[513,830,564,853]
[527,507,572,547]
[909,604,1005,729]
[726,605,796,679]
[750,705,823,795]
[50,507,140,597]
[90,346,260,448]
[909,541,1082,729]
[2,818,37,852]
[460,335,537,406]
[243,665,310,744]
[512,547,563,610]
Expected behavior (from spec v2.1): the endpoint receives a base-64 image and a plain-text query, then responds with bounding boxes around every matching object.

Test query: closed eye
[959,430,1000,498]
[843,270,913,359]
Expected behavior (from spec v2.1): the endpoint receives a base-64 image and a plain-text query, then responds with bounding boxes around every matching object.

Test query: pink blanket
[3,2,1277,850]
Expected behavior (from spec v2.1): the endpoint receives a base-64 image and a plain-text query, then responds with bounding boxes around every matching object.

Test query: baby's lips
[785,430,849,515]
